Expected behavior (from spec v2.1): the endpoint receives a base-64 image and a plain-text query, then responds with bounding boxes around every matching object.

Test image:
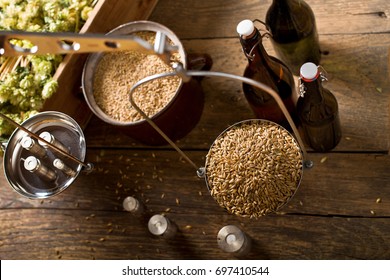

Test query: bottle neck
[239,28,270,64]
[302,76,324,102]
[267,0,313,43]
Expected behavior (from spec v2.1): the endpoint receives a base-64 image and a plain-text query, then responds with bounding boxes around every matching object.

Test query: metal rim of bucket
[81,20,187,127]
[2,111,86,199]
[204,119,304,217]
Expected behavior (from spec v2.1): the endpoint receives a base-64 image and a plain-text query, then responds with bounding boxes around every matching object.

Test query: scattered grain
[376,198,382,203]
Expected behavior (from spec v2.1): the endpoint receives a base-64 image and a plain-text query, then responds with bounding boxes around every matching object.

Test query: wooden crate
[41,0,159,129]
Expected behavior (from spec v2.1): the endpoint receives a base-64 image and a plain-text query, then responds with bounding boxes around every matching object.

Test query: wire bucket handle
[129,62,314,177]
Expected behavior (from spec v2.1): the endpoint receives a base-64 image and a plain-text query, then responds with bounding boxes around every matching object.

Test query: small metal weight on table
[123,196,144,216]
[148,214,177,239]
[217,225,252,256]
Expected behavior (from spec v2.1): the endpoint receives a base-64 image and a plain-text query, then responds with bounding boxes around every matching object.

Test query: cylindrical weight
[217,225,251,256]
[148,214,177,238]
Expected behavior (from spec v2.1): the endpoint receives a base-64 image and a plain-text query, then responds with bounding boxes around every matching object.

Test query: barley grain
[93,31,182,122]
[205,120,302,218]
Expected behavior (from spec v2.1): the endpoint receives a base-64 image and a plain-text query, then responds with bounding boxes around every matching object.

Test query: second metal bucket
[2,111,87,199]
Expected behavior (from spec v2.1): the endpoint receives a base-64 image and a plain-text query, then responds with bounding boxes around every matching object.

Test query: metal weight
[217,225,252,256]
[148,214,177,239]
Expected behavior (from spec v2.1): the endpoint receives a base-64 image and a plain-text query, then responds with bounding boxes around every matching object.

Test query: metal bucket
[2,111,86,199]
[204,119,304,218]
[81,21,212,145]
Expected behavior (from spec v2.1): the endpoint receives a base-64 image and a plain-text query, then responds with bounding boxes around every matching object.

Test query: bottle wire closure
[240,19,272,61]
[298,64,328,97]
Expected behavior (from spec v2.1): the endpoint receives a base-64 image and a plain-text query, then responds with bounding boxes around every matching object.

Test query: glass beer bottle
[237,19,297,128]
[266,0,321,75]
[297,62,341,151]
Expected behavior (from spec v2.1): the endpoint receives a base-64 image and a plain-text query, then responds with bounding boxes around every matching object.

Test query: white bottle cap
[237,19,255,36]
[300,62,319,80]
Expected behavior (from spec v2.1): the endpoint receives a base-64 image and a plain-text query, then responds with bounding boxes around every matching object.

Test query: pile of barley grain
[93,31,182,122]
[205,120,303,218]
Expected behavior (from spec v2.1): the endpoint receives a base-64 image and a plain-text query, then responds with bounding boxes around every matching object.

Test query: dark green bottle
[266,0,321,75]
[297,62,341,151]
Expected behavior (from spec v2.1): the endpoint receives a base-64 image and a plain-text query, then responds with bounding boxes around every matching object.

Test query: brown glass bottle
[297,62,341,151]
[237,19,297,128]
[266,0,321,75]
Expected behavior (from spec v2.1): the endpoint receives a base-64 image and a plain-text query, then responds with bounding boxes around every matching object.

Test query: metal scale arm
[0,30,177,64]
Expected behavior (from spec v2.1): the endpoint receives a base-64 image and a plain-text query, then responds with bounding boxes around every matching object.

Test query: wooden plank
[1,0,389,262]
[81,0,159,34]
[0,209,389,259]
[84,34,389,152]
[150,0,390,39]
[1,150,389,217]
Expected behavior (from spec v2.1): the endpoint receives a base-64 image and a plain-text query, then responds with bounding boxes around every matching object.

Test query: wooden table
[1,0,389,260]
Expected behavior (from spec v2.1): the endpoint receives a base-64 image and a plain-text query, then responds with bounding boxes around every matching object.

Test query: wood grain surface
[0,0,389,260]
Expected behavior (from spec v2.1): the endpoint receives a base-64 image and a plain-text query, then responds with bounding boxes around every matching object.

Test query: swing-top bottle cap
[237,19,255,36]
[300,62,319,81]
